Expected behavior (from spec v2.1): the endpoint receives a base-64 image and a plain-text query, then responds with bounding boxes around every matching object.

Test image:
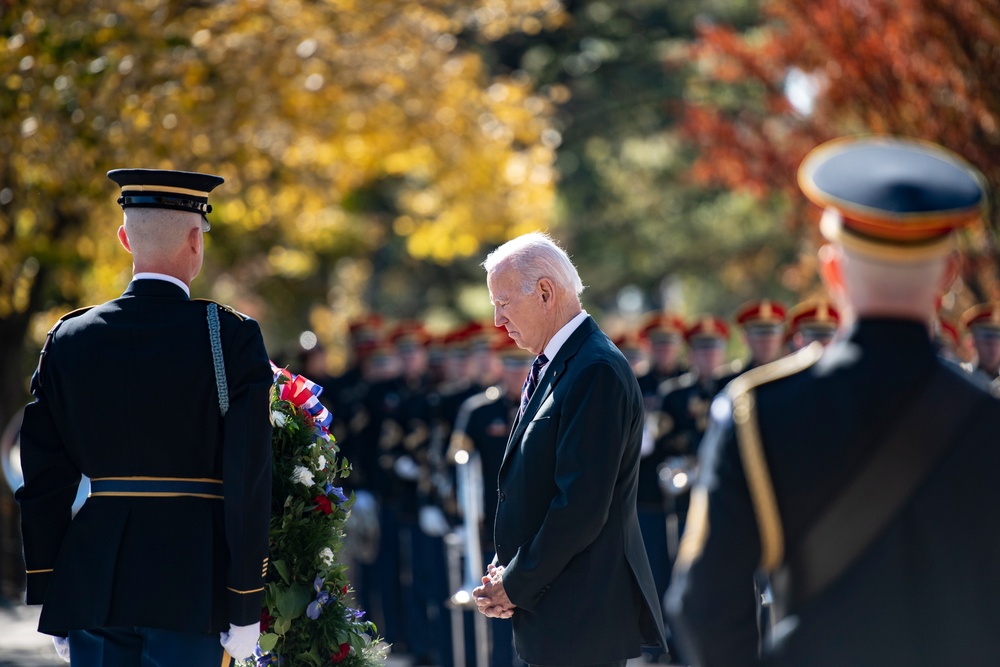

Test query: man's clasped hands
[473,563,516,619]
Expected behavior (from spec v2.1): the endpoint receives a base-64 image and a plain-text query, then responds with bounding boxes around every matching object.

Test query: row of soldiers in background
[284,297,1000,667]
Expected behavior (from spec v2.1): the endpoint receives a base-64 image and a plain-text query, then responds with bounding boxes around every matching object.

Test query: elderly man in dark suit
[472,232,666,667]
[666,137,1000,666]
[16,169,272,665]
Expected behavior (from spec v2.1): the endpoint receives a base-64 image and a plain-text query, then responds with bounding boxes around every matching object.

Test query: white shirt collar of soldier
[540,310,588,379]
[133,272,191,298]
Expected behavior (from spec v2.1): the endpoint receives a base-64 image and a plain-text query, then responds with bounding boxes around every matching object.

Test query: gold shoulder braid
[728,342,824,571]
[192,298,247,321]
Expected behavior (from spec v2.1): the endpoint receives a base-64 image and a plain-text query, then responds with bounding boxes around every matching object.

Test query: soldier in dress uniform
[430,322,502,519]
[386,321,452,667]
[449,335,532,667]
[16,169,272,665]
[785,299,840,352]
[649,315,728,659]
[719,300,788,387]
[637,313,688,407]
[653,315,730,508]
[667,136,1000,666]
[960,302,1000,391]
[613,330,650,378]
[327,315,383,625]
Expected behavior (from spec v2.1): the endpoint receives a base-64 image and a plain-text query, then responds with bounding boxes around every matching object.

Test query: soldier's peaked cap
[108,169,224,218]
[798,136,987,260]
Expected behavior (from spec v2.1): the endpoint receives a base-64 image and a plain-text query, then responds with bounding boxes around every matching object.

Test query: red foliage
[677,0,1000,298]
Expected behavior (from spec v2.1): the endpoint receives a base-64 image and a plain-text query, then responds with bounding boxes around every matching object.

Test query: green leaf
[349,631,367,653]
[275,582,312,620]
[274,617,291,635]
[258,632,279,653]
[273,559,291,584]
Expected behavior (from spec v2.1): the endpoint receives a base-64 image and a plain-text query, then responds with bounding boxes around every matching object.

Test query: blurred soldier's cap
[612,330,646,363]
[108,168,224,230]
[387,320,429,352]
[787,299,840,343]
[798,136,987,260]
[734,299,786,335]
[640,312,687,344]
[684,315,729,347]
[962,302,1000,338]
[348,314,384,356]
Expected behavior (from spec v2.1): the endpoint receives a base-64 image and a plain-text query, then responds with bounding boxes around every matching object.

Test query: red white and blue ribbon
[270,362,333,441]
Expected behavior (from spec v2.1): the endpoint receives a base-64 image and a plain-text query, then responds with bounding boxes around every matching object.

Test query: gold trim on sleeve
[727,342,824,571]
[227,586,265,595]
[733,390,784,571]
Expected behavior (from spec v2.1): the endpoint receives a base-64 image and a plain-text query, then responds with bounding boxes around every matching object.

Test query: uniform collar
[132,272,191,297]
[848,317,933,349]
[124,275,191,299]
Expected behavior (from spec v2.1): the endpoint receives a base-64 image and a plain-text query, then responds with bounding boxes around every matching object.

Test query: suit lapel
[501,316,600,467]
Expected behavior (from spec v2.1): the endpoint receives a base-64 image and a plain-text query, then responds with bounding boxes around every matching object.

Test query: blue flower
[307,591,331,620]
[326,484,348,505]
[307,575,331,620]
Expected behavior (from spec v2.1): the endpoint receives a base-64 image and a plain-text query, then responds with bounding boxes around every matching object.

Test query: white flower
[319,547,335,566]
[291,465,315,487]
[316,455,327,471]
[271,411,287,427]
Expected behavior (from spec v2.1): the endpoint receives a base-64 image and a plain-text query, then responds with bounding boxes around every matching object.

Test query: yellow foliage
[0,0,564,370]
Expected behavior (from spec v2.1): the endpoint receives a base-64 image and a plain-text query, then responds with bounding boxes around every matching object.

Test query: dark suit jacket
[494,316,666,665]
[667,318,1000,666]
[16,279,273,635]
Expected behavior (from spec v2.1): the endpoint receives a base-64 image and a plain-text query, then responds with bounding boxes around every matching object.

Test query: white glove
[220,622,260,661]
[419,505,450,537]
[52,636,71,663]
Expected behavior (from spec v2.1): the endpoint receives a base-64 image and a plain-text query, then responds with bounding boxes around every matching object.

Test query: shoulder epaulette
[33,306,96,390]
[726,342,824,572]
[726,342,824,401]
[50,305,96,332]
[192,298,247,321]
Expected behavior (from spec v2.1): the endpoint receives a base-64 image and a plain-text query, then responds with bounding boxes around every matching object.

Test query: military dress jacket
[17,279,273,636]
[494,316,667,666]
[667,319,1000,667]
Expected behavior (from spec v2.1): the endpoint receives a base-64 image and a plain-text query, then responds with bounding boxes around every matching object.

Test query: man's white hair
[483,231,585,298]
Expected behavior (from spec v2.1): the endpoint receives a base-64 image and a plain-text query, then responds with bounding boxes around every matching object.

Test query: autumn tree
[676,0,1000,308]
[479,0,799,330]
[0,0,565,431]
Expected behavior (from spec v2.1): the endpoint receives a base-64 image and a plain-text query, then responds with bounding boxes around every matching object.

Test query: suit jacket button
[498,491,505,502]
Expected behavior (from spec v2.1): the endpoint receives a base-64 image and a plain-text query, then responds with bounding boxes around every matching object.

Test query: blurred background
[2,0,1000,608]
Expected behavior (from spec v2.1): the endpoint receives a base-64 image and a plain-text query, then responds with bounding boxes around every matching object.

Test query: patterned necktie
[519,353,548,418]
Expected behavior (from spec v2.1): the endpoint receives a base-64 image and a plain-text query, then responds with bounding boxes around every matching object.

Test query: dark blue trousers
[67,627,224,667]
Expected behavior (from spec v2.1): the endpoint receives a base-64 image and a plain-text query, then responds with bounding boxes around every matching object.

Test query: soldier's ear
[818,244,843,294]
[186,224,202,254]
[117,225,133,254]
